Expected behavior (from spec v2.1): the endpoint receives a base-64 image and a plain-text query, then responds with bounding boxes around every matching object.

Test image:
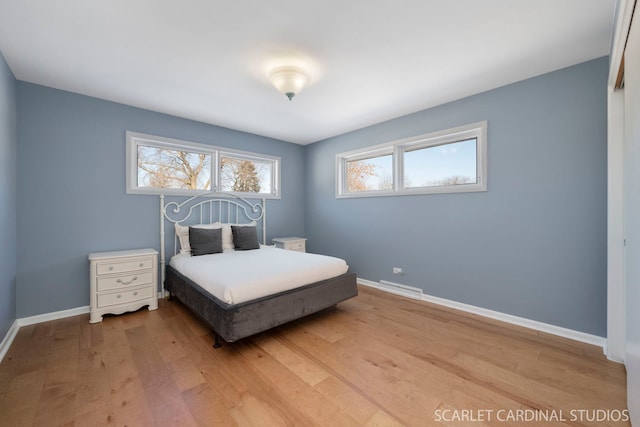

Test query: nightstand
[272,237,307,252]
[88,248,158,323]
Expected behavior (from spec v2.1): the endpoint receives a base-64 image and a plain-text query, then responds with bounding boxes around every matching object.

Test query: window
[345,148,393,193]
[137,144,212,191]
[336,122,486,197]
[126,132,280,198]
[219,153,273,194]
[402,138,478,189]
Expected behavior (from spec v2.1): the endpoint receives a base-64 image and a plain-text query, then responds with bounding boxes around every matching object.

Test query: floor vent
[379,280,423,300]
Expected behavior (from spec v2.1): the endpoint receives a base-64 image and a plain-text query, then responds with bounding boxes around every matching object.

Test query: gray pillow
[189,227,223,256]
[231,225,260,250]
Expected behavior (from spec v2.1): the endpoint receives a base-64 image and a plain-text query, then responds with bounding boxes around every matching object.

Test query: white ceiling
[0,0,616,145]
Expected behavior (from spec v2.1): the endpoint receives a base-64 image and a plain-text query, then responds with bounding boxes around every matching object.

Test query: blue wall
[16,83,305,318]
[0,51,17,337]
[13,57,609,338]
[305,57,608,336]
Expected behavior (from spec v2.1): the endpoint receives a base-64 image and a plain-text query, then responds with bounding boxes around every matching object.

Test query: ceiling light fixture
[268,66,310,101]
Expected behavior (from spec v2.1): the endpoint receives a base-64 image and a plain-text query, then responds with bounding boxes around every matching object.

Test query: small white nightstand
[88,248,158,323]
[272,237,307,252]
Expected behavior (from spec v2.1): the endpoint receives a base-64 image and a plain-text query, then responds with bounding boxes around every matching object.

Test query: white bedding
[169,246,349,305]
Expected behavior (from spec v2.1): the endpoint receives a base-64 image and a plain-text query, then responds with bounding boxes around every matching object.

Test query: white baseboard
[0,320,19,363]
[359,278,423,300]
[17,306,90,327]
[357,278,607,351]
[379,280,423,300]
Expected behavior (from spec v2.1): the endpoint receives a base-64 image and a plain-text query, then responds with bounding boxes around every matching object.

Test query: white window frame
[336,121,487,198]
[126,131,281,198]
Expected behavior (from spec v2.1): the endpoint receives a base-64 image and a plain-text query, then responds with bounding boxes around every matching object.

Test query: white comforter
[169,246,349,305]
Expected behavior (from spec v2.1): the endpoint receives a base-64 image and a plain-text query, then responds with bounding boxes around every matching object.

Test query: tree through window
[220,155,272,194]
[137,145,211,190]
[126,132,280,198]
[346,155,393,192]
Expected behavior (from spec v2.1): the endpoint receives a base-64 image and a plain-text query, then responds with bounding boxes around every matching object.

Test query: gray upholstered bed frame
[160,194,358,347]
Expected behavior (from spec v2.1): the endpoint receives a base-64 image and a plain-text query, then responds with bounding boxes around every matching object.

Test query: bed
[160,193,358,347]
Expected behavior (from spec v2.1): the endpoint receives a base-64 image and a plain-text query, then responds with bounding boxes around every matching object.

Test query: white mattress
[169,246,349,305]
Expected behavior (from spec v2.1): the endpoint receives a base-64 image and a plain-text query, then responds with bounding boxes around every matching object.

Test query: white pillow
[174,223,222,254]
[219,221,256,250]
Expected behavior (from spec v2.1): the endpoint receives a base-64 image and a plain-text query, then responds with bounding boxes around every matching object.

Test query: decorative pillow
[175,223,221,254]
[220,221,256,250]
[189,227,223,256]
[231,225,260,250]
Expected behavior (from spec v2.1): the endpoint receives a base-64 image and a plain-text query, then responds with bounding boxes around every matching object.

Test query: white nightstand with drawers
[272,237,307,253]
[88,248,158,323]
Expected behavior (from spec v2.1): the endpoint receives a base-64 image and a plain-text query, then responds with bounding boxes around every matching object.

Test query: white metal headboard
[159,193,266,296]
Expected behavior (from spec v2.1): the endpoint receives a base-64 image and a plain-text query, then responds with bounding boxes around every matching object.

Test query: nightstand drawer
[97,271,153,292]
[272,237,307,253]
[97,286,154,308]
[287,241,306,251]
[96,258,153,275]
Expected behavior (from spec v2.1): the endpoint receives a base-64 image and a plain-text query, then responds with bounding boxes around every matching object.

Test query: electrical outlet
[393,267,404,275]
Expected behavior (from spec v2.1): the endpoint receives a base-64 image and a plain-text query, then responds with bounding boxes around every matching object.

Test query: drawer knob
[109,266,114,271]
[133,291,138,296]
[117,294,121,299]
[139,263,144,267]
[116,276,138,285]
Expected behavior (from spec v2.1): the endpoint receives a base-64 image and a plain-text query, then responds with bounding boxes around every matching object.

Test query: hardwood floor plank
[141,307,189,364]
[126,325,198,427]
[536,349,626,384]
[167,355,207,393]
[194,337,313,426]
[514,355,627,404]
[275,328,444,426]
[254,334,330,387]
[236,338,361,426]
[282,307,521,411]
[101,318,156,426]
[313,375,390,425]
[33,359,78,425]
[73,398,115,427]
[366,410,412,427]
[74,345,113,425]
[228,392,293,427]
[449,352,623,427]
[182,383,239,427]
[6,334,53,377]
[32,389,76,427]
[79,320,104,350]
[0,369,46,426]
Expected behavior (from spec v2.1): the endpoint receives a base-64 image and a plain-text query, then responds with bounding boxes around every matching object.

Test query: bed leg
[213,333,222,349]
[168,291,173,301]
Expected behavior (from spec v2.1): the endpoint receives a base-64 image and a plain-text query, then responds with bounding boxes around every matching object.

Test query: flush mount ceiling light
[268,66,310,101]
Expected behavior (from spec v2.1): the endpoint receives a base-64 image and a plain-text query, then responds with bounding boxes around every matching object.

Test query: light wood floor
[0,286,629,427]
